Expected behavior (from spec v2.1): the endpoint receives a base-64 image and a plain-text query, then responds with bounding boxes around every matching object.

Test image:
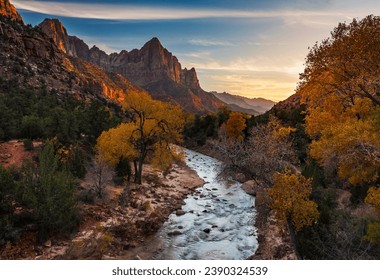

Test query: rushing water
[154,149,258,260]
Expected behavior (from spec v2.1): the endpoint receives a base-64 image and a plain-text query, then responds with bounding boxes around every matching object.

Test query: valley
[1,0,380,261]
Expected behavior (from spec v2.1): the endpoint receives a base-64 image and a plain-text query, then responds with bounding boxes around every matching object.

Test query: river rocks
[233,173,246,183]
[168,230,182,236]
[176,210,185,216]
[203,228,211,234]
[241,180,260,196]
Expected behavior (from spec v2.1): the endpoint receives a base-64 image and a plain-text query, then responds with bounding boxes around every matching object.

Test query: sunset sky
[12,0,380,101]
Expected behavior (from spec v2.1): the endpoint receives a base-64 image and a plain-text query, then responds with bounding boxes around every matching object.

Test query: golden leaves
[268,171,319,232]
[96,123,137,166]
[224,112,247,142]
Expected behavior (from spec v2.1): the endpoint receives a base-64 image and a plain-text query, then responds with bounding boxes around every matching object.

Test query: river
[154,149,258,260]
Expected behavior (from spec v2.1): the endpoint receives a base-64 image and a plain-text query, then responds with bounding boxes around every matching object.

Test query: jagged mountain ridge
[38,18,225,113]
[0,0,146,106]
[211,91,275,115]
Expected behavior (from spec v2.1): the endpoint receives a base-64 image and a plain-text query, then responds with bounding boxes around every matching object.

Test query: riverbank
[0,158,205,259]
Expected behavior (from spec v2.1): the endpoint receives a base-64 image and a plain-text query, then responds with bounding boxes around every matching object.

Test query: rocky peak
[181,67,200,89]
[88,45,111,71]
[0,0,23,23]
[138,37,182,83]
[39,18,69,53]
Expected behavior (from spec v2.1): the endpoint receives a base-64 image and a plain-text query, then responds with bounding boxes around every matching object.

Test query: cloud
[182,57,304,76]
[12,1,348,21]
[200,71,297,102]
[188,39,235,47]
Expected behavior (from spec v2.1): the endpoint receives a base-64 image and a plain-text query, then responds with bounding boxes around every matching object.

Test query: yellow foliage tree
[299,15,380,186]
[224,112,247,141]
[268,171,319,232]
[96,90,184,184]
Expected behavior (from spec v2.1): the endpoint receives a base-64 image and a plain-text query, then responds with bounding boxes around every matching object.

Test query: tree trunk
[136,156,144,184]
[287,217,302,259]
[133,160,138,183]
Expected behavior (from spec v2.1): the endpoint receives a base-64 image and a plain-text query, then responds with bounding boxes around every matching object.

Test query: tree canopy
[300,15,380,186]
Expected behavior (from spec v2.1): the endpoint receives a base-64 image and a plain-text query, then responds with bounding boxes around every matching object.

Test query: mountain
[39,19,225,114]
[0,2,148,108]
[0,0,22,23]
[211,91,275,115]
[269,92,301,113]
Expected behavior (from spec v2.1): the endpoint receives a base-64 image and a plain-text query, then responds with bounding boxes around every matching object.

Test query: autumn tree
[97,91,184,184]
[300,15,380,186]
[268,171,319,232]
[216,116,296,183]
[224,112,247,141]
[297,16,380,255]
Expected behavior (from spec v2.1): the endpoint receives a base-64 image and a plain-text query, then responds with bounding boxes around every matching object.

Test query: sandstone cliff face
[0,0,23,23]
[39,19,69,54]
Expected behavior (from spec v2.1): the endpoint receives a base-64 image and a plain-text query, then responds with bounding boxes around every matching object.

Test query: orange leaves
[300,16,380,187]
[268,171,319,231]
[224,112,247,142]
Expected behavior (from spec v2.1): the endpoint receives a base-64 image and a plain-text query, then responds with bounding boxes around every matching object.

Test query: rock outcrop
[0,0,23,23]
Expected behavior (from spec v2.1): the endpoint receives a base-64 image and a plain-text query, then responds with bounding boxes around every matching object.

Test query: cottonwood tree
[215,116,296,184]
[247,117,296,184]
[268,171,319,232]
[97,90,184,184]
[298,15,380,250]
[300,15,380,186]
[224,112,247,141]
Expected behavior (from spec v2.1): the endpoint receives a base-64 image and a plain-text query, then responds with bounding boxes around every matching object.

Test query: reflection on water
[155,149,258,260]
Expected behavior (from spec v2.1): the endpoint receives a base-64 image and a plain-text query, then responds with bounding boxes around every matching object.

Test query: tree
[299,15,380,186]
[0,165,15,236]
[97,91,184,184]
[215,116,296,183]
[21,143,79,241]
[246,117,296,184]
[224,112,247,141]
[89,152,114,199]
[268,171,319,232]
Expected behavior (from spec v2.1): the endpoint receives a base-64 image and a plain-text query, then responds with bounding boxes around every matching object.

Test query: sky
[11,0,380,101]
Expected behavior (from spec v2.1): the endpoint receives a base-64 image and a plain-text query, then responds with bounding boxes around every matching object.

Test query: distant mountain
[211,91,275,115]
[39,19,225,114]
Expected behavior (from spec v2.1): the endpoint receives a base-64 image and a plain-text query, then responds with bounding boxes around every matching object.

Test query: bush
[23,139,33,151]
[77,189,95,204]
